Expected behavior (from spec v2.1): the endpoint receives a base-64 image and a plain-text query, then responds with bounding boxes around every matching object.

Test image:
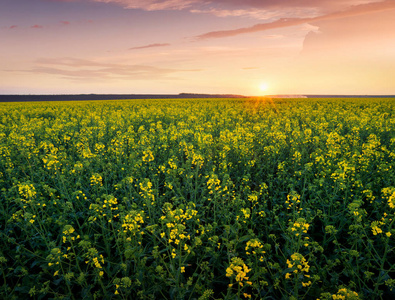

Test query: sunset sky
[1,0,395,95]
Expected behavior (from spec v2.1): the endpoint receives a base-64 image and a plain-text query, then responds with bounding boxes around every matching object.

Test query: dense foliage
[1,98,395,299]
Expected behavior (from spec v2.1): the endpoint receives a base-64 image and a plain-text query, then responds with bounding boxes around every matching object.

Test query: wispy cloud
[189,7,320,20]
[51,0,387,22]
[89,0,380,11]
[263,34,285,39]
[3,21,75,31]
[18,57,199,81]
[195,0,395,39]
[92,0,200,11]
[129,43,171,50]
[196,18,307,39]
[87,0,384,17]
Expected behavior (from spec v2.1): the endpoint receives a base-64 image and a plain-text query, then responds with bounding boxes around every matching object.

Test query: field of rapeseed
[1,98,395,299]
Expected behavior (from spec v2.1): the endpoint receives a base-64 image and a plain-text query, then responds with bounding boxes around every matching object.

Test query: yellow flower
[332,288,359,299]
[226,257,251,285]
[142,150,154,162]
[388,192,395,209]
[18,183,36,199]
[302,281,312,287]
[371,221,383,235]
[90,173,103,186]
[372,226,382,235]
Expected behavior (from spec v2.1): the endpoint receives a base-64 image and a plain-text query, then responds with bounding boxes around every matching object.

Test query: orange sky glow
[1,0,394,95]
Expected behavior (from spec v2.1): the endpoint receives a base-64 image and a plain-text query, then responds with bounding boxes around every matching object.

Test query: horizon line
[1,93,395,96]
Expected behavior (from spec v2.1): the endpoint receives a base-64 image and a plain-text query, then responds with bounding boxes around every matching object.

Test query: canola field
[1,98,395,299]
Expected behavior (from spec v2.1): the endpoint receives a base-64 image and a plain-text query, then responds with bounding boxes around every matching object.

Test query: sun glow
[259,83,269,94]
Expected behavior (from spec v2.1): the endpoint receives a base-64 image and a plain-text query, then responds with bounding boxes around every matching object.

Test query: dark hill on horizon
[0,94,394,102]
[0,93,247,102]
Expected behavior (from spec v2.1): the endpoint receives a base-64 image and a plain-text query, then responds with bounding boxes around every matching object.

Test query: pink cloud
[89,0,382,14]
[92,0,200,11]
[195,0,395,39]
[31,25,44,29]
[205,0,378,10]
[129,43,171,50]
[61,21,71,25]
[50,0,387,22]
[196,18,307,39]
[189,7,319,20]
[301,7,395,56]
[9,25,18,29]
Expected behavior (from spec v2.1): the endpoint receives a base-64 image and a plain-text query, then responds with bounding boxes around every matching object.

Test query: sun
[259,82,269,94]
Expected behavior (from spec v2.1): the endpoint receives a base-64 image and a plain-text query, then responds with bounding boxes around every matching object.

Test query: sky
[1,0,395,95]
